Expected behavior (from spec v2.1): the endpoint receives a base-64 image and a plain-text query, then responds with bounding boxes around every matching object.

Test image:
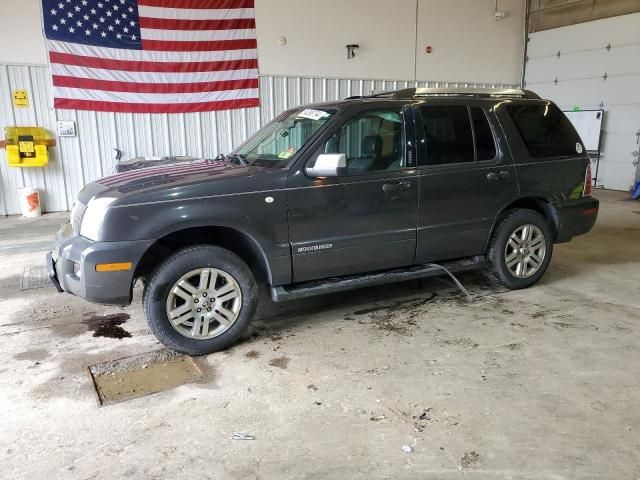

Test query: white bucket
[18,187,42,218]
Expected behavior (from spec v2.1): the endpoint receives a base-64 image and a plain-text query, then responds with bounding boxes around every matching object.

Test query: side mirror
[305,153,346,177]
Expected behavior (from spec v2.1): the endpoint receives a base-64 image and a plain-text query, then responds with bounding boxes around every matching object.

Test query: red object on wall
[26,192,39,212]
[425,46,433,54]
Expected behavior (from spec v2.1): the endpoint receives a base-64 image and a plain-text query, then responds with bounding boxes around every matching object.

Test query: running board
[270,256,485,302]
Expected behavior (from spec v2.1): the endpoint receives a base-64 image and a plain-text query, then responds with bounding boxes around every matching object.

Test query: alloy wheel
[504,224,546,279]
[165,267,242,340]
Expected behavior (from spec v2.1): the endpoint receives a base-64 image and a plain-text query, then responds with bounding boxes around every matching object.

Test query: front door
[287,105,419,283]
[415,103,520,262]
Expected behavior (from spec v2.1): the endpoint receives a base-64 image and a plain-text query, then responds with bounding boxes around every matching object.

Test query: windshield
[234,108,336,167]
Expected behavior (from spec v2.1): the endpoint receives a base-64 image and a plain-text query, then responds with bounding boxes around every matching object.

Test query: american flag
[41,0,259,113]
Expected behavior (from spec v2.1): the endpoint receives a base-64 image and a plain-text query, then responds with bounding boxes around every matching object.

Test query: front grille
[70,201,87,236]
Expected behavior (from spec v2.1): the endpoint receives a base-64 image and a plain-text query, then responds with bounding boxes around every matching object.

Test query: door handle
[486,170,510,181]
[382,181,411,192]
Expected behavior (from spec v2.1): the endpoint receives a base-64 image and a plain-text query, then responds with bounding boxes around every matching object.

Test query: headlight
[70,201,87,236]
[80,197,116,241]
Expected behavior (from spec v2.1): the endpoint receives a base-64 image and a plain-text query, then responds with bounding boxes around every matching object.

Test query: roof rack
[413,87,538,98]
[347,87,540,100]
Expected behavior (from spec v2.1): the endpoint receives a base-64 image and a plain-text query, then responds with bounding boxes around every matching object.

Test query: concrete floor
[1,190,639,479]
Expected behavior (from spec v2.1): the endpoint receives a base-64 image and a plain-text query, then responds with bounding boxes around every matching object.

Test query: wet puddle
[82,313,131,339]
[88,349,204,406]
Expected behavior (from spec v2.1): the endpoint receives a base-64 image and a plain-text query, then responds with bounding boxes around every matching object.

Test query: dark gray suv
[48,87,599,354]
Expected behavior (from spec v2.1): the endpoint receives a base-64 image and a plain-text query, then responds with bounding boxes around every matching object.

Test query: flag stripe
[54,98,260,113]
[100,162,227,185]
[138,0,254,8]
[51,63,257,83]
[53,86,259,103]
[100,161,229,185]
[53,75,258,94]
[101,166,217,186]
[50,51,257,73]
[47,40,257,62]
[137,6,254,20]
[102,162,224,182]
[141,38,257,52]
[140,28,255,41]
[44,0,259,114]
[139,17,255,31]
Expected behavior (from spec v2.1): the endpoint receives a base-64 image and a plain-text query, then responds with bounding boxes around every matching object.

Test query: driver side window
[321,108,405,175]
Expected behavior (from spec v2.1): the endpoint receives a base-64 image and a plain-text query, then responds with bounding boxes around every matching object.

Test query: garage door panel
[525,56,559,84]
[527,12,640,57]
[557,48,640,79]
[526,13,640,190]
[600,76,640,105]
[600,105,640,134]
[529,80,605,107]
[597,138,637,191]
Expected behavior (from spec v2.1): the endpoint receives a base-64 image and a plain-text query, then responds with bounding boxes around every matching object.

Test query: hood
[76,159,273,207]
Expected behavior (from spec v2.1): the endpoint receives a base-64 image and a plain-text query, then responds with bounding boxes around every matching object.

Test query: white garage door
[525,12,640,191]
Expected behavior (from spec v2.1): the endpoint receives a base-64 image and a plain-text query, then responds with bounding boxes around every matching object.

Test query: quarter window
[419,106,474,165]
[471,107,496,161]
[320,108,405,175]
[506,104,582,158]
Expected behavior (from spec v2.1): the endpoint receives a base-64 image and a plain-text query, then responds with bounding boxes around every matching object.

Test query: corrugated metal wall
[0,64,513,215]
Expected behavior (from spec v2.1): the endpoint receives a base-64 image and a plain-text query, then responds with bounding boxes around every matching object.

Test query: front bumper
[554,197,599,243]
[48,223,153,305]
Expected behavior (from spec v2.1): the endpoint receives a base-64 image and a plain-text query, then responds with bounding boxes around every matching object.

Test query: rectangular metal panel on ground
[87,349,204,406]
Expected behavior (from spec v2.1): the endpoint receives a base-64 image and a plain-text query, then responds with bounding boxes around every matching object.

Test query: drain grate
[21,266,52,291]
[88,349,205,406]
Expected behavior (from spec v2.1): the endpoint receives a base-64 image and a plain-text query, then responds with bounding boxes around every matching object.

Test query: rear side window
[420,106,474,165]
[506,104,582,158]
[471,108,496,161]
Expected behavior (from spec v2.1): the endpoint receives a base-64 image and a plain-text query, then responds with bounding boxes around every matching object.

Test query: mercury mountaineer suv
[47,87,599,354]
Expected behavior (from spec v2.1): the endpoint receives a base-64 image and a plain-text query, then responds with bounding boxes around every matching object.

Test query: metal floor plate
[88,349,205,406]
[21,266,51,291]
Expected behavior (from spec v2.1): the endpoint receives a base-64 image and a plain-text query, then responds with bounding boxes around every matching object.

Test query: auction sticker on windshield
[297,109,330,121]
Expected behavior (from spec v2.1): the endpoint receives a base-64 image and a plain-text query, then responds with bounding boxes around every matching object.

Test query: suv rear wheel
[485,209,553,290]
[143,245,258,355]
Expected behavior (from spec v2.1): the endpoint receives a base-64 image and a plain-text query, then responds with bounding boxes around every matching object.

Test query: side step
[270,256,485,302]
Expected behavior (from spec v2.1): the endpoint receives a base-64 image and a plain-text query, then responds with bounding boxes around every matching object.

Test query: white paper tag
[576,142,583,154]
[297,108,330,121]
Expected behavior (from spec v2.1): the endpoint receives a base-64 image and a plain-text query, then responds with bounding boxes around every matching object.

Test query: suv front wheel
[143,245,258,355]
[485,209,553,290]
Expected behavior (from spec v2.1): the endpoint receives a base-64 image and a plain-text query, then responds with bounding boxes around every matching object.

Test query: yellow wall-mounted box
[1,126,55,168]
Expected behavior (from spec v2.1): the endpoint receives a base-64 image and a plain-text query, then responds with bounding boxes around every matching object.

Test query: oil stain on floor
[268,356,290,369]
[88,349,205,406]
[82,313,131,339]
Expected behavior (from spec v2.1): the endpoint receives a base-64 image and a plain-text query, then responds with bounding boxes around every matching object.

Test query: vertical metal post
[520,0,531,88]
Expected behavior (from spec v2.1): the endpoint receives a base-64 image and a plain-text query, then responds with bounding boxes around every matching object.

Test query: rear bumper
[48,223,153,305]
[554,197,599,243]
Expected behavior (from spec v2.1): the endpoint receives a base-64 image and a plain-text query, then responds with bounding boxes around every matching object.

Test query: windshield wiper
[215,153,249,166]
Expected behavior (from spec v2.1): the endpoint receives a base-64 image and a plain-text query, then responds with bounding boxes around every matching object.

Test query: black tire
[143,245,258,355]
[484,209,553,290]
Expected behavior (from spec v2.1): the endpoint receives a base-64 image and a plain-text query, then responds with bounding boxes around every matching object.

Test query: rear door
[286,104,419,283]
[415,102,520,262]
[495,101,591,200]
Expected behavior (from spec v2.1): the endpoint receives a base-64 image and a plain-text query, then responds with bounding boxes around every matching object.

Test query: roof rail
[421,87,541,99]
[414,87,528,97]
[344,90,405,100]
[347,87,540,101]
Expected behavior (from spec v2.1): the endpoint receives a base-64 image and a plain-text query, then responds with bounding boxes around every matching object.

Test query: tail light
[583,162,592,197]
